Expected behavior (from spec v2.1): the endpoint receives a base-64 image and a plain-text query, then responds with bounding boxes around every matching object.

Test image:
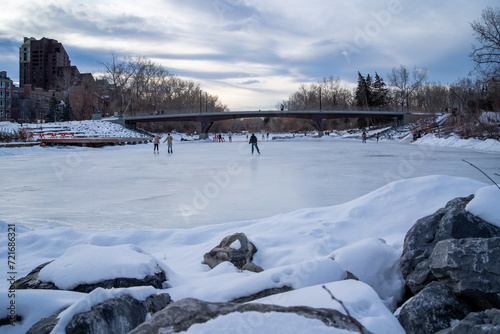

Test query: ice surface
[1,136,498,231]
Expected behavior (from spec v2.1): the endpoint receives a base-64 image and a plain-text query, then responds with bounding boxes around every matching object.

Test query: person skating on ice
[163,133,174,153]
[249,133,260,154]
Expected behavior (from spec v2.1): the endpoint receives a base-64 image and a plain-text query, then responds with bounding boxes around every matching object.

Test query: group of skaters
[152,132,262,154]
[361,131,381,143]
[153,134,173,154]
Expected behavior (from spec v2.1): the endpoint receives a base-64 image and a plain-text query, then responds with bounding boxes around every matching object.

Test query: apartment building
[19,37,74,91]
[0,71,14,119]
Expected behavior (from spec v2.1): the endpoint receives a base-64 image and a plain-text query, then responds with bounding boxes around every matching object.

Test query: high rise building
[19,37,78,91]
[0,71,14,119]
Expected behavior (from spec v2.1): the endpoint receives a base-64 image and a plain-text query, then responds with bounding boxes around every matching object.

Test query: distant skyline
[1,0,497,110]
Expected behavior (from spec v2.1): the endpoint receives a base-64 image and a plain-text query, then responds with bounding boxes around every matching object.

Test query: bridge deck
[123,110,408,124]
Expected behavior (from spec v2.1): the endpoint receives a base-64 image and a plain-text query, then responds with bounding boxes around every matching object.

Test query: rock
[400,195,500,294]
[241,262,264,273]
[430,237,500,310]
[15,262,58,290]
[71,272,167,293]
[26,313,59,334]
[436,308,500,334]
[397,281,470,334]
[129,298,372,334]
[203,233,259,270]
[27,293,171,334]
[229,286,293,303]
[15,263,167,293]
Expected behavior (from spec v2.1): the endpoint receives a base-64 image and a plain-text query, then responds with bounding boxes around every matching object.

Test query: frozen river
[1,137,499,232]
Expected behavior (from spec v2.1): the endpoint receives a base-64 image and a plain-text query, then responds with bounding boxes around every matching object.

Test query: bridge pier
[312,117,324,137]
[199,121,214,140]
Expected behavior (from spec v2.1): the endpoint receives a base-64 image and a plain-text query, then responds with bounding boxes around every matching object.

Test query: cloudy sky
[0,0,496,110]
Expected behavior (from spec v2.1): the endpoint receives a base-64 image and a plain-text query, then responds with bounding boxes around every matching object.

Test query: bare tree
[100,53,135,116]
[387,65,428,112]
[470,6,500,81]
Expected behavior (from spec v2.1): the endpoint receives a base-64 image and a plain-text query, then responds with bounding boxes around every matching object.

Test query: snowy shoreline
[2,175,499,333]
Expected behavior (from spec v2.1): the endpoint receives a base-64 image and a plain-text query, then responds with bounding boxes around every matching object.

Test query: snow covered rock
[397,281,470,334]
[400,195,500,294]
[436,308,500,334]
[27,291,171,334]
[128,298,371,334]
[203,232,262,272]
[430,237,500,310]
[17,244,167,292]
[15,262,59,290]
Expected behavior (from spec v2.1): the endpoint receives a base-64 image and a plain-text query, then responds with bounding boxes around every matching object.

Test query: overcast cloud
[0,0,497,110]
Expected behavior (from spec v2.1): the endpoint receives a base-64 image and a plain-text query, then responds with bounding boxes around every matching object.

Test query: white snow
[330,238,405,311]
[38,244,163,290]
[252,280,405,334]
[0,119,499,333]
[186,311,354,334]
[414,133,500,152]
[466,185,500,228]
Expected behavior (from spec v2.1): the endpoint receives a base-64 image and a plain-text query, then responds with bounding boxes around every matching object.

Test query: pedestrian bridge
[117,110,409,138]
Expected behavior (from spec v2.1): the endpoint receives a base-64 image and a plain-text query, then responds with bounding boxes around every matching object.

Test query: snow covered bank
[1,175,493,333]
[414,133,500,152]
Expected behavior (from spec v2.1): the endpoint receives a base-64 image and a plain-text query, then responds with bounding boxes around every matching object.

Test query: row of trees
[99,54,228,117]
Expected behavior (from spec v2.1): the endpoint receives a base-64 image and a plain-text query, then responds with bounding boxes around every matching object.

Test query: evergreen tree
[45,94,60,122]
[355,72,367,108]
[372,72,389,108]
[61,96,72,121]
[355,72,373,109]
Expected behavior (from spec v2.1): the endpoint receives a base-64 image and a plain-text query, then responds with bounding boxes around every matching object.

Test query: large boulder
[430,237,500,310]
[435,308,500,334]
[203,232,263,272]
[400,195,500,294]
[15,262,58,290]
[27,293,171,334]
[16,244,168,293]
[16,261,166,293]
[397,281,470,334]
[129,298,372,333]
